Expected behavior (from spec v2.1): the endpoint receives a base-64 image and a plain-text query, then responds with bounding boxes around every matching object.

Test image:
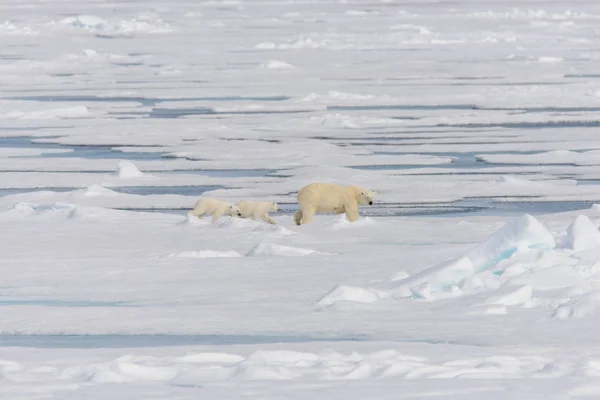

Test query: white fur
[189,197,242,224]
[293,183,376,225]
[236,201,280,225]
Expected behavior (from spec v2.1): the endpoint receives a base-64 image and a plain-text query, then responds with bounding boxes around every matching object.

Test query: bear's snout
[369,201,373,205]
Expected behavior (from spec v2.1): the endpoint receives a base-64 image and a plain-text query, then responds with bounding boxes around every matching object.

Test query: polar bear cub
[293,182,376,225]
[236,201,280,224]
[189,197,242,224]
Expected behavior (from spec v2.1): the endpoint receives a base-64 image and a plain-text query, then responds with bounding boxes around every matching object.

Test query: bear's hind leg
[293,210,303,225]
[299,205,316,224]
[189,204,206,219]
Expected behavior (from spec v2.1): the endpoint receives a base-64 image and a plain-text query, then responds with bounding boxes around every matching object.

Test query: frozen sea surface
[4,0,600,399]
[0,333,367,349]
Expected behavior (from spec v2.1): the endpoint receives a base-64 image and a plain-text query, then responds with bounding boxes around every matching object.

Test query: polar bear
[293,183,376,225]
[189,197,242,223]
[236,200,280,224]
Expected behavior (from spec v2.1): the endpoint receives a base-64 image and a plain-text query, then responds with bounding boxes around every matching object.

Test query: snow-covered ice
[4,0,600,398]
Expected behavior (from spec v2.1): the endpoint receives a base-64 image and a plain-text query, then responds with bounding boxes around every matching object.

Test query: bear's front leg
[261,213,277,225]
[211,211,224,224]
[344,204,360,222]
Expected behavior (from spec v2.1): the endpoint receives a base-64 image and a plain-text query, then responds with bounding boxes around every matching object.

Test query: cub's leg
[261,212,276,225]
[190,202,207,219]
[211,210,224,224]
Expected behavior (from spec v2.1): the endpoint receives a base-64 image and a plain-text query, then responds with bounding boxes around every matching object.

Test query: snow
[370,214,557,300]
[245,242,326,257]
[59,14,172,38]
[117,160,146,179]
[168,250,242,258]
[317,285,383,306]
[508,265,591,293]
[4,0,600,398]
[260,60,295,69]
[565,215,600,251]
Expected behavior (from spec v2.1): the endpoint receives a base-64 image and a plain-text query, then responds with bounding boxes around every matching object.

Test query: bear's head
[270,202,280,212]
[357,188,376,206]
[228,204,243,217]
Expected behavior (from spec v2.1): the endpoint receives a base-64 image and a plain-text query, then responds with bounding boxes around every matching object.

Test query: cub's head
[228,204,243,217]
[357,188,376,206]
[270,202,281,212]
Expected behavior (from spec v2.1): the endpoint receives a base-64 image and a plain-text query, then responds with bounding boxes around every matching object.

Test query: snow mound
[391,214,555,297]
[508,265,591,295]
[252,224,296,236]
[117,161,145,179]
[53,350,571,384]
[61,15,108,31]
[564,215,600,252]
[327,214,376,230]
[81,184,120,197]
[215,217,259,229]
[67,206,116,221]
[321,214,600,311]
[0,21,38,35]
[494,175,550,187]
[317,285,383,307]
[6,202,76,217]
[61,14,171,37]
[391,256,475,298]
[210,217,295,235]
[2,202,122,221]
[554,291,600,320]
[6,106,90,119]
[468,214,555,270]
[538,56,564,63]
[61,359,179,383]
[260,60,295,69]
[169,250,241,258]
[245,243,326,257]
[483,284,533,306]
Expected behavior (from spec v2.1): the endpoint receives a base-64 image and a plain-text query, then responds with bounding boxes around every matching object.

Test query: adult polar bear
[293,182,376,225]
